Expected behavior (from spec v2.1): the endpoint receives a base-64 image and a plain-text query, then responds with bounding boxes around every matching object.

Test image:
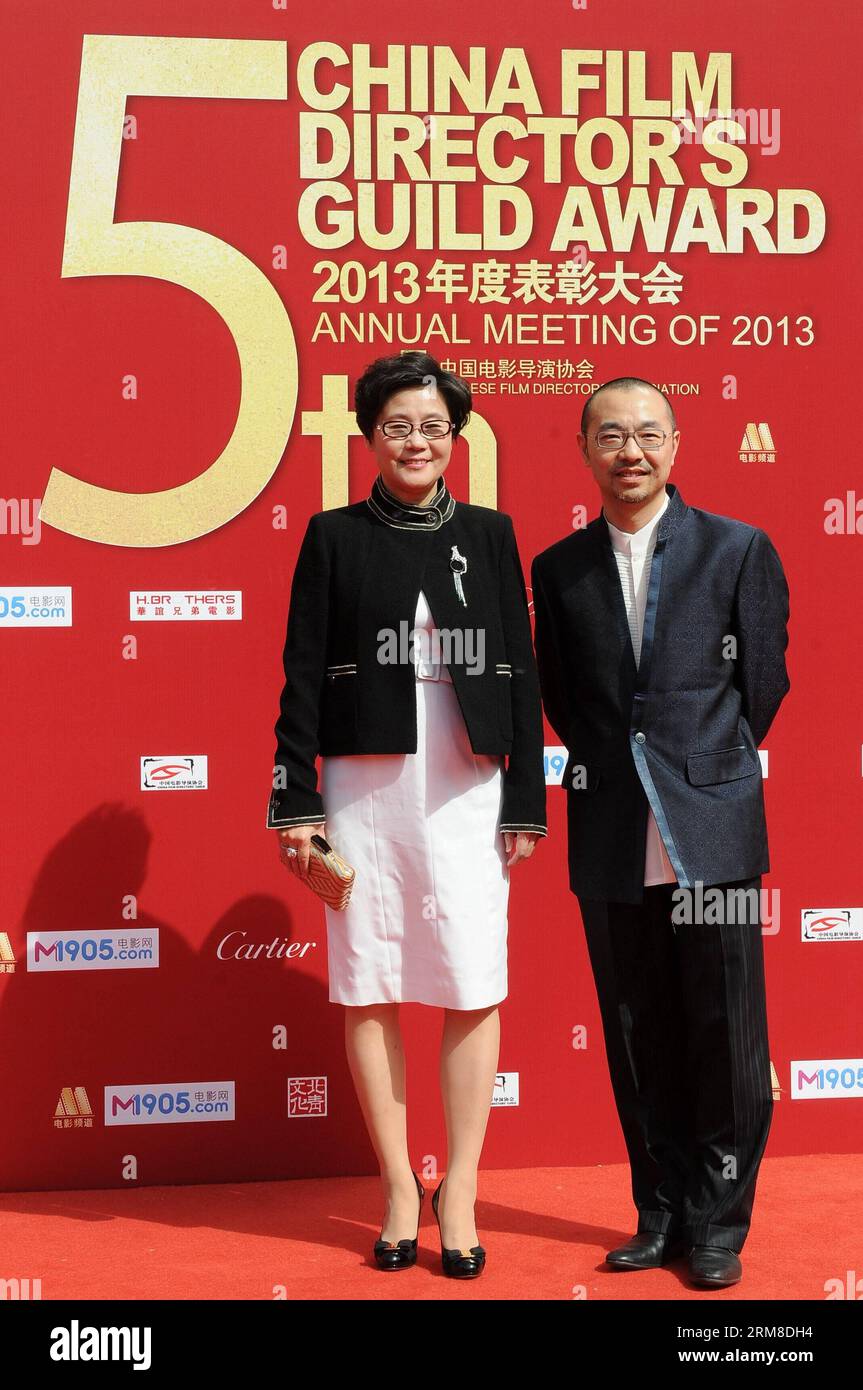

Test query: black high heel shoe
[373,1170,425,1270]
[431,1175,486,1279]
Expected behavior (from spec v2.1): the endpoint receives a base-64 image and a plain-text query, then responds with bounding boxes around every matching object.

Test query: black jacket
[267,473,547,837]
[530,482,790,904]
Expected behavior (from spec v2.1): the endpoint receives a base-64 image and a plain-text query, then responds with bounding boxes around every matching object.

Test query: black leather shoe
[373,1170,425,1270]
[688,1245,742,1287]
[605,1231,686,1269]
[431,1176,486,1279]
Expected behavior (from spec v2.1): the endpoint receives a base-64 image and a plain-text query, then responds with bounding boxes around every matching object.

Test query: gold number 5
[41,35,295,547]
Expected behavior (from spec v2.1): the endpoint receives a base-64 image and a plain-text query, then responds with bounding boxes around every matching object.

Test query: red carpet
[1,1154,858,1300]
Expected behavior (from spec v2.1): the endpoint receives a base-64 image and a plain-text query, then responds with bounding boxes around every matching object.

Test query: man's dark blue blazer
[530,481,791,905]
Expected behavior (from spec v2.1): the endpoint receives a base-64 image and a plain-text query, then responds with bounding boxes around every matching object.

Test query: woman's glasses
[377,420,453,440]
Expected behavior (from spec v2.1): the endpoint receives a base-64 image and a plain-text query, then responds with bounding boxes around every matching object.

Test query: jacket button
[426,511,438,523]
[634,731,646,744]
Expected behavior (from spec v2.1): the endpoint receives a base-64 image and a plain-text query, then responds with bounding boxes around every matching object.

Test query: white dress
[320,589,510,1008]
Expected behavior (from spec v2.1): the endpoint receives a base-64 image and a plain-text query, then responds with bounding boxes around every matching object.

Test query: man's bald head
[581,378,677,436]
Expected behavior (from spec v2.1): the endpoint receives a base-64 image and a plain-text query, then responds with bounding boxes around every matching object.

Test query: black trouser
[578,877,773,1252]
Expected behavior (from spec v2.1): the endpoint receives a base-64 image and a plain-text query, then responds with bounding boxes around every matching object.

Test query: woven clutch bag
[304,833,355,910]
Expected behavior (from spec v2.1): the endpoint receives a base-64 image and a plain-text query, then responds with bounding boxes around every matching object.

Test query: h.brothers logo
[130,591,242,620]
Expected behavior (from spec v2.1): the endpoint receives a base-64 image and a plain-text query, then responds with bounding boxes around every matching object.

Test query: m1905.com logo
[543,747,568,784]
[104,1082,235,1125]
[801,909,863,942]
[791,1060,863,1100]
[0,586,71,626]
[28,929,159,972]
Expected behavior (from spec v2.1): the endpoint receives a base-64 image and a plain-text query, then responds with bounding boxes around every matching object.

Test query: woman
[267,351,547,1278]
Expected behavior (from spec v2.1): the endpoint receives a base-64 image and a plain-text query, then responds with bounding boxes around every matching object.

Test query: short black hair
[354,351,472,442]
[581,377,677,435]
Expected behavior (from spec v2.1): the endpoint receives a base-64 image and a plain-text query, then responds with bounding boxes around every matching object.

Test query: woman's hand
[503,831,542,868]
[276,824,325,879]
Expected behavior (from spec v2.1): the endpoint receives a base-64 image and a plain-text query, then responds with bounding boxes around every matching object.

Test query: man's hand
[276,824,325,879]
[503,831,542,868]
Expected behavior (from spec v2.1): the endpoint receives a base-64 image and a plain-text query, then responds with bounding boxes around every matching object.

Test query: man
[531,378,790,1289]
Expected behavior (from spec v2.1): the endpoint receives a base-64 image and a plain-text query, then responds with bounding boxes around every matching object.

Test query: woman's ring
[282,846,298,857]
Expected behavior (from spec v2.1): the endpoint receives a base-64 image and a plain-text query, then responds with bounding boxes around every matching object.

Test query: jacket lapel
[594,524,639,677]
[592,481,688,682]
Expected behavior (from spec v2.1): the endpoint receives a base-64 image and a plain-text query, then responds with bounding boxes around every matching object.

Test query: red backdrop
[1,0,860,1191]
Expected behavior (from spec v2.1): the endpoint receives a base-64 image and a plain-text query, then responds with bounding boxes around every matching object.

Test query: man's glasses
[377,420,453,440]
[592,429,670,451]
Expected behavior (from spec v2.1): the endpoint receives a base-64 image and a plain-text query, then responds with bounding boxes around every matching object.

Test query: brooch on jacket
[450,545,468,607]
